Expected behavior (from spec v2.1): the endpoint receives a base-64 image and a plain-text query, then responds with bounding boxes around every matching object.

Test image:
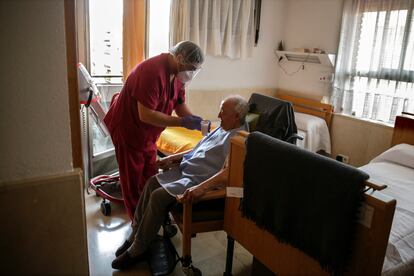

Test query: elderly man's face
[218,100,240,131]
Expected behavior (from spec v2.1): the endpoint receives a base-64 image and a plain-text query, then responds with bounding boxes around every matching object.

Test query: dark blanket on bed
[242,132,368,274]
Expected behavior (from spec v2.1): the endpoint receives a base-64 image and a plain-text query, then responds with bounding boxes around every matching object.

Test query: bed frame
[276,90,334,128]
[392,112,414,146]
[223,131,397,275]
[223,113,414,275]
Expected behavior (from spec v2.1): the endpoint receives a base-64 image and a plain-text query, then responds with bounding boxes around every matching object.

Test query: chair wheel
[100,199,111,216]
[182,265,202,276]
[163,224,178,238]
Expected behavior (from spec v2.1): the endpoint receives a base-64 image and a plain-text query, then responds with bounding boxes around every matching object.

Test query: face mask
[177,70,195,83]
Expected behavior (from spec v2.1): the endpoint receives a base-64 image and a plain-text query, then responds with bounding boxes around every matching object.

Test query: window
[84,0,172,177]
[333,2,414,124]
[88,0,170,82]
[148,0,171,58]
[86,0,123,178]
[89,0,123,84]
[86,0,171,149]
[356,10,413,79]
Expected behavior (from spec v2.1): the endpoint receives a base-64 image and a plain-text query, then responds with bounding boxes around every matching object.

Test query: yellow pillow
[157,127,204,155]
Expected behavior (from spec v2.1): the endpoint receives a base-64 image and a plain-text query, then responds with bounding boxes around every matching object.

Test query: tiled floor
[85,191,253,275]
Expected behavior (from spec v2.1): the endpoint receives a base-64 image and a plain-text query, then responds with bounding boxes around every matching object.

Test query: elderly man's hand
[156,156,179,171]
[156,157,171,171]
[176,186,205,203]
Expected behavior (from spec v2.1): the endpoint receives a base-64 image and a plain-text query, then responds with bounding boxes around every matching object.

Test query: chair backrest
[249,93,289,114]
[248,93,298,143]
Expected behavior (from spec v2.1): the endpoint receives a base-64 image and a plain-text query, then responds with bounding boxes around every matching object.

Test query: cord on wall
[275,48,309,76]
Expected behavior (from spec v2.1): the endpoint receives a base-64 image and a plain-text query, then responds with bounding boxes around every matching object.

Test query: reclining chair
[168,93,302,275]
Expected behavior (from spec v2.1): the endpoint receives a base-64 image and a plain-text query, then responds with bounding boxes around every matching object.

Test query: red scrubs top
[104,53,185,151]
[103,53,185,219]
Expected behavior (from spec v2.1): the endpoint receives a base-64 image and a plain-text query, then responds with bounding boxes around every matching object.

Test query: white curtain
[170,0,255,59]
[333,0,414,124]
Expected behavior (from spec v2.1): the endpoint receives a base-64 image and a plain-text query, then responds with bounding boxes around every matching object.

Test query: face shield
[174,45,204,85]
[176,67,201,84]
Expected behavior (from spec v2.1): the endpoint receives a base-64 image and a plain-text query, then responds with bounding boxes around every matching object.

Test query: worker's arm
[138,101,202,130]
[174,102,193,117]
[176,167,229,203]
[137,101,182,127]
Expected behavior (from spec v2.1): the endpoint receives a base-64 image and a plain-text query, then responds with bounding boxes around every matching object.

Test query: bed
[359,113,414,275]
[223,113,414,275]
[277,91,333,154]
[156,92,333,155]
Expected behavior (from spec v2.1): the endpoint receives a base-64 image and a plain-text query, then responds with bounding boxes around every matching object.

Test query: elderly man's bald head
[218,96,248,130]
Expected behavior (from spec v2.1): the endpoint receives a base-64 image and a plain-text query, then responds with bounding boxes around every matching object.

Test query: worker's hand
[181,115,202,130]
[176,186,204,203]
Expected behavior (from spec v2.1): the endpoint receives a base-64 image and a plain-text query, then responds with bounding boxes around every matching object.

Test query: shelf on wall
[276,51,336,67]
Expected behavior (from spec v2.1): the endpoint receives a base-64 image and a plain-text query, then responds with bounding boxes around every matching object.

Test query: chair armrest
[366,181,387,191]
[237,130,249,137]
[197,188,226,202]
[286,133,304,144]
[179,188,226,238]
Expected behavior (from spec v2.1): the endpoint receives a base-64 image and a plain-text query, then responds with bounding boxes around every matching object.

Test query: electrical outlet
[336,154,349,164]
[319,71,333,83]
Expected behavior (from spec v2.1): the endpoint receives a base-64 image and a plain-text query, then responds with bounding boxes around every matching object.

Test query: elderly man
[112,95,249,270]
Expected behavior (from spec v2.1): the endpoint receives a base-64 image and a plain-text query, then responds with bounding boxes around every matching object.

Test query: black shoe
[111,251,147,270]
[115,240,132,257]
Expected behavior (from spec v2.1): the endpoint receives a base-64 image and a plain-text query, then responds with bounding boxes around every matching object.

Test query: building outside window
[89,0,123,84]
[148,0,171,58]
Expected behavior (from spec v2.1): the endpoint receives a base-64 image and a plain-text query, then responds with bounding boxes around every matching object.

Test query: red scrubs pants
[114,143,157,220]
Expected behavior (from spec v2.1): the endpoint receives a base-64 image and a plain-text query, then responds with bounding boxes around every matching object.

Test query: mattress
[359,147,414,275]
[294,112,331,153]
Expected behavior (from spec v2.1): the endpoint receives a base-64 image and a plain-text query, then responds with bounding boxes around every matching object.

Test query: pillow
[245,112,260,132]
[371,143,414,169]
[156,127,204,155]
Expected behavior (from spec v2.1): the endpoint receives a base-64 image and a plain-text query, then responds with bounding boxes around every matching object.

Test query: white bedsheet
[294,112,331,153]
[359,161,414,275]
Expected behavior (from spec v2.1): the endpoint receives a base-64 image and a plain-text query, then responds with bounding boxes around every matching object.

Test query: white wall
[189,0,285,90]
[282,0,343,53]
[331,114,393,166]
[277,0,344,98]
[0,2,89,274]
[187,0,344,98]
[277,0,394,165]
[0,0,73,183]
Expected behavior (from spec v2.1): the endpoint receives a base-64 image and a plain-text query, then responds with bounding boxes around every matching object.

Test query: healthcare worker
[103,41,204,219]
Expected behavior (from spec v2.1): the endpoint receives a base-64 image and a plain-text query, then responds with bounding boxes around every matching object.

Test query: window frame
[87,0,124,84]
[351,7,414,83]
